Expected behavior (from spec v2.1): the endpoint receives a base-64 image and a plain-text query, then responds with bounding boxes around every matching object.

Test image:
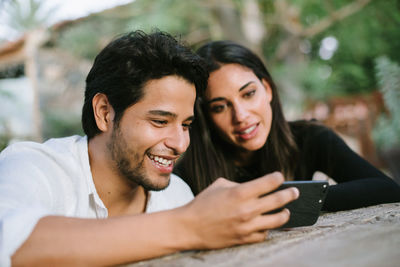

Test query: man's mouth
[148,154,173,167]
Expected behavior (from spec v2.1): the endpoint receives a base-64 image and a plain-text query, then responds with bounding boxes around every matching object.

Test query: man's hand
[179,172,299,249]
[11,172,298,266]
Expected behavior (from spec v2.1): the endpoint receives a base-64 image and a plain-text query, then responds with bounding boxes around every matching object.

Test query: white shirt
[0,135,194,266]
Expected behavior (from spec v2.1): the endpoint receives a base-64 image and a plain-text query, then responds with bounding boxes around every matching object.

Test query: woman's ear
[261,79,273,103]
[92,93,115,132]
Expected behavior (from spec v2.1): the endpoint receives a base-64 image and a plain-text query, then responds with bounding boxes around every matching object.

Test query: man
[0,30,298,266]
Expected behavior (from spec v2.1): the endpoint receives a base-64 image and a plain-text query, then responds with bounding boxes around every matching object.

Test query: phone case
[274,181,329,228]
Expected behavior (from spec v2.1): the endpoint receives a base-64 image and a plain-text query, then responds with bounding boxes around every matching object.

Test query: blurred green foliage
[54,0,400,103]
[1,0,400,147]
[0,85,15,150]
[263,0,400,101]
[372,56,400,150]
[42,110,84,140]
[315,0,400,95]
[2,0,57,33]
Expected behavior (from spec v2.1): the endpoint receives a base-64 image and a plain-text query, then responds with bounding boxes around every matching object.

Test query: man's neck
[88,136,148,217]
[103,186,148,217]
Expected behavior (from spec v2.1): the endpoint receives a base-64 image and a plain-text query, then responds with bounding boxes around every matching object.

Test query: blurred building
[0,20,92,143]
[303,91,386,168]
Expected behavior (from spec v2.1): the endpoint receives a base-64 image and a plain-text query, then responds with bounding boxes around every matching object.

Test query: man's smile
[147,153,177,173]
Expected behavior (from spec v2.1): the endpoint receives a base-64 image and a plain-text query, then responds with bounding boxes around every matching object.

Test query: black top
[288,121,400,211]
[175,121,400,211]
[237,121,400,211]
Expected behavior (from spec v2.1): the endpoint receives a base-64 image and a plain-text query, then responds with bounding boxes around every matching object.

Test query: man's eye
[152,120,168,126]
[182,122,192,130]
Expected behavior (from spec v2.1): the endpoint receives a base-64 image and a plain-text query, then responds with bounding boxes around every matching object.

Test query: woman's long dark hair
[176,41,298,194]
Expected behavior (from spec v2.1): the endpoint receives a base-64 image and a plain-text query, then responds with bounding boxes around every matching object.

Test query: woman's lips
[235,123,259,140]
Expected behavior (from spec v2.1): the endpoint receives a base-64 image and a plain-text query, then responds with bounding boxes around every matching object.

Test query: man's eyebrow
[148,110,194,122]
[147,110,177,118]
[207,81,255,104]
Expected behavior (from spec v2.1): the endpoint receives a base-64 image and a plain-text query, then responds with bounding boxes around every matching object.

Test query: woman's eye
[210,104,226,113]
[243,90,256,98]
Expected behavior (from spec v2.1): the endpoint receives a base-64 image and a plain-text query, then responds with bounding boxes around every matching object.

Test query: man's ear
[92,93,114,132]
[261,79,273,103]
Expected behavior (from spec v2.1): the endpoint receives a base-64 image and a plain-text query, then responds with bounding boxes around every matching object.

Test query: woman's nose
[232,103,249,123]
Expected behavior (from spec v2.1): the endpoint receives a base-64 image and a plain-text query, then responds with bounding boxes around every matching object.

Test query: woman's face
[205,63,273,153]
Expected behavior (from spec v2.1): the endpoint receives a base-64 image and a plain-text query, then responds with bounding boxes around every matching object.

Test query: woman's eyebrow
[206,81,256,104]
[238,81,255,92]
[207,97,226,104]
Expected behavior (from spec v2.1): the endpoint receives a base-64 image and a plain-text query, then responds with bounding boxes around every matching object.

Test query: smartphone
[266,180,329,228]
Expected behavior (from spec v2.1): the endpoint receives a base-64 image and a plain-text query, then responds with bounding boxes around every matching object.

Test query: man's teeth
[242,125,257,134]
[149,154,172,166]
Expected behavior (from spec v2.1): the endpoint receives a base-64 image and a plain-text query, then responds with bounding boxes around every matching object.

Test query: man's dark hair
[82,30,208,139]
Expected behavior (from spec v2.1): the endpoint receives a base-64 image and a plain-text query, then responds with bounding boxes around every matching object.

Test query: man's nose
[164,127,190,155]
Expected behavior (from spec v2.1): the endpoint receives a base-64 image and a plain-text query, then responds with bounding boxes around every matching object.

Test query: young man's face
[107,75,196,191]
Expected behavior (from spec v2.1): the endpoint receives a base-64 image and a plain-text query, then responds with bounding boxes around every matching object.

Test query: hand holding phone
[267,180,329,228]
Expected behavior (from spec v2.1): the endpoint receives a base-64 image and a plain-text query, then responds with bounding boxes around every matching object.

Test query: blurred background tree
[372,56,400,181]
[52,0,400,108]
[372,57,400,150]
[0,0,57,41]
[1,0,399,170]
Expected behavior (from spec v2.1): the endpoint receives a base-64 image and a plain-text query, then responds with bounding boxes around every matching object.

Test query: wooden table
[129,203,400,267]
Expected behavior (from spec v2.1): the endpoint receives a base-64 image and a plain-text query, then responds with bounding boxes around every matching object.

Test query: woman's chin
[235,140,266,153]
[236,134,267,150]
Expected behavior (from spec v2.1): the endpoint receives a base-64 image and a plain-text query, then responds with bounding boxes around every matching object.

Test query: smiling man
[0,31,298,266]
[88,74,197,217]
[104,76,195,190]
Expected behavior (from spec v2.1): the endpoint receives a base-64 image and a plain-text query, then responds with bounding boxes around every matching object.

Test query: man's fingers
[234,230,269,245]
[235,172,285,199]
[212,177,238,188]
[257,187,299,214]
[203,177,238,194]
[255,209,290,230]
[251,208,291,231]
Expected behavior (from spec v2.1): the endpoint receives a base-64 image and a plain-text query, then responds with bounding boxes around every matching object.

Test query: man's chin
[141,173,171,191]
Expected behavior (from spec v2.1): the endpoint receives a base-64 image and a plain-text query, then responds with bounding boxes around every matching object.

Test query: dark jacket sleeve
[294,122,400,211]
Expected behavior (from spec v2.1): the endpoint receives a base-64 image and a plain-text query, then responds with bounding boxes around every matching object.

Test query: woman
[175,40,400,211]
